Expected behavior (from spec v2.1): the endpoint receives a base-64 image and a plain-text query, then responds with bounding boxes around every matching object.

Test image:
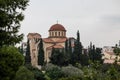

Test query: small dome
[49,24,66,31]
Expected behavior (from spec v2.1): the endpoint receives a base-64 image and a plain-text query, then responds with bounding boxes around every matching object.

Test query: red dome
[49,24,66,31]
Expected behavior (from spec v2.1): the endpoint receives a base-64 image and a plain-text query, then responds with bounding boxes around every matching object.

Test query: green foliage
[0,46,24,80]
[0,0,29,46]
[59,76,82,80]
[72,30,83,65]
[61,65,83,78]
[25,39,31,65]
[38,39,44,65]
[25,64,45,80]
[45,63,64,80]
[79,54,89,66]
[88,43,103,64]
[14,66,34,80]
[50,48,67,66]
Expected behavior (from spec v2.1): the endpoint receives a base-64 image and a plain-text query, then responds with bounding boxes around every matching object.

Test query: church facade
[27,23,75,66]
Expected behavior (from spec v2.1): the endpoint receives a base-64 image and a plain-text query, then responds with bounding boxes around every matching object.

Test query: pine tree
[25,39,31,65]
[38,39,44,65]
[0,0,29,47]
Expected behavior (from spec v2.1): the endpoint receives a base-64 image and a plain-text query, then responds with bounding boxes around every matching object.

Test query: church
[27,23,75,66]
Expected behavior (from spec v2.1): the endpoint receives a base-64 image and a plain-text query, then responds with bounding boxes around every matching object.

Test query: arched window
[55,32,57,36]
[52,32,54,36]
[59,32,60,36]
[62,32,64,36]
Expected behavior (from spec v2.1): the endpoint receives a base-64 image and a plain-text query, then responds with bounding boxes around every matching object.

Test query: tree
[65,39,68,53]
[88,43,103,64]
[38,39,44,66]
[113,44,120,64]
[50,48,67,66]
[0,0,29,46]
[14,66,34,80]
[25,39,31,65]
[45,64,64,80]
[79,54,89,66]
[72,30,83,64]
[25,64,45,80]
[0,46,24,80]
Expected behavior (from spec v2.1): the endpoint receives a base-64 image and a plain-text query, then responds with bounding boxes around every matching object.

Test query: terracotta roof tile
[43,38,67,43]
[43,38,54,43]
[47,44,64,49]
[49,24,66,31]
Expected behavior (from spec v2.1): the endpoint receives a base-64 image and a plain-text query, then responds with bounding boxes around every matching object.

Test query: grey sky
[20,0,120,47]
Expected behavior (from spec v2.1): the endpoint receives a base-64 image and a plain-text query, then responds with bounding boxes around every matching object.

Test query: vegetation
[1,0,120,80]
[0,46,24,80]
[25,39,31,65]
[38,39,45,66]
[0,0,29,46]
[14,66,34,80]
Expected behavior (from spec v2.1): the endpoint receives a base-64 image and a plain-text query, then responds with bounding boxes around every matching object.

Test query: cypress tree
[68,39,73,64]
[88,43,103,63]
[72,30,83,64]
[69,39,72,54]
[65,39,68,53]
[25,39,31,65]
[38,39,44,65]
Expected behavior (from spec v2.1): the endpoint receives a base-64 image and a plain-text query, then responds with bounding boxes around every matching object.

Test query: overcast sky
[20,0,120,48]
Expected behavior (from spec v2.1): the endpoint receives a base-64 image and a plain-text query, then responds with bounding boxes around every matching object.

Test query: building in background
[102,46,120,64]
[27,33,41,66]
[26,23,75,66]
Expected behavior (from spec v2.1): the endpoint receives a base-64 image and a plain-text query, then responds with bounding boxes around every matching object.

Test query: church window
[59,32,60,36]
[52,32,54,36]
[55,32,57,36]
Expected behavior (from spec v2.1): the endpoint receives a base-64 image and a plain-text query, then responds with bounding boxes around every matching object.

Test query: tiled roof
[105,51,115,55]
[49,24,66,31]
[43,38,54,43]
[43,38,67,43]
[27,33,41,38]
[55,38,67,43]
[47,44,64,49]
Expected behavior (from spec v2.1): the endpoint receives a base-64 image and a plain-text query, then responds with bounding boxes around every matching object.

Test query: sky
[20,0,120,48]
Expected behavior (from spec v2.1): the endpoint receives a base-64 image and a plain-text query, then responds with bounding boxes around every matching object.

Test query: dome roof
[49,24,66,31]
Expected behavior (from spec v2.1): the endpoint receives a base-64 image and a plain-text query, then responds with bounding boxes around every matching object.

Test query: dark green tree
[68,39,73,64]
[25,39,31,65]
[113,44,120,64]
[38,39,44,66]
[79,54,89,66]
[0,46,24,80]
[96,48,103,63]
[72,30,83,64]
[88,43,103,64]
[65,39,68,53]
[0,0,29,46]
[68,39,72,55]
[50,48,67,66]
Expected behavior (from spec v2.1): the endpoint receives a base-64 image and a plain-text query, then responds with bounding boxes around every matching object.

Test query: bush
[25,64,45,80]
[45,63,64,80]
[0,46,24,80]
[61,65,83,78]
[14,66,34,80]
